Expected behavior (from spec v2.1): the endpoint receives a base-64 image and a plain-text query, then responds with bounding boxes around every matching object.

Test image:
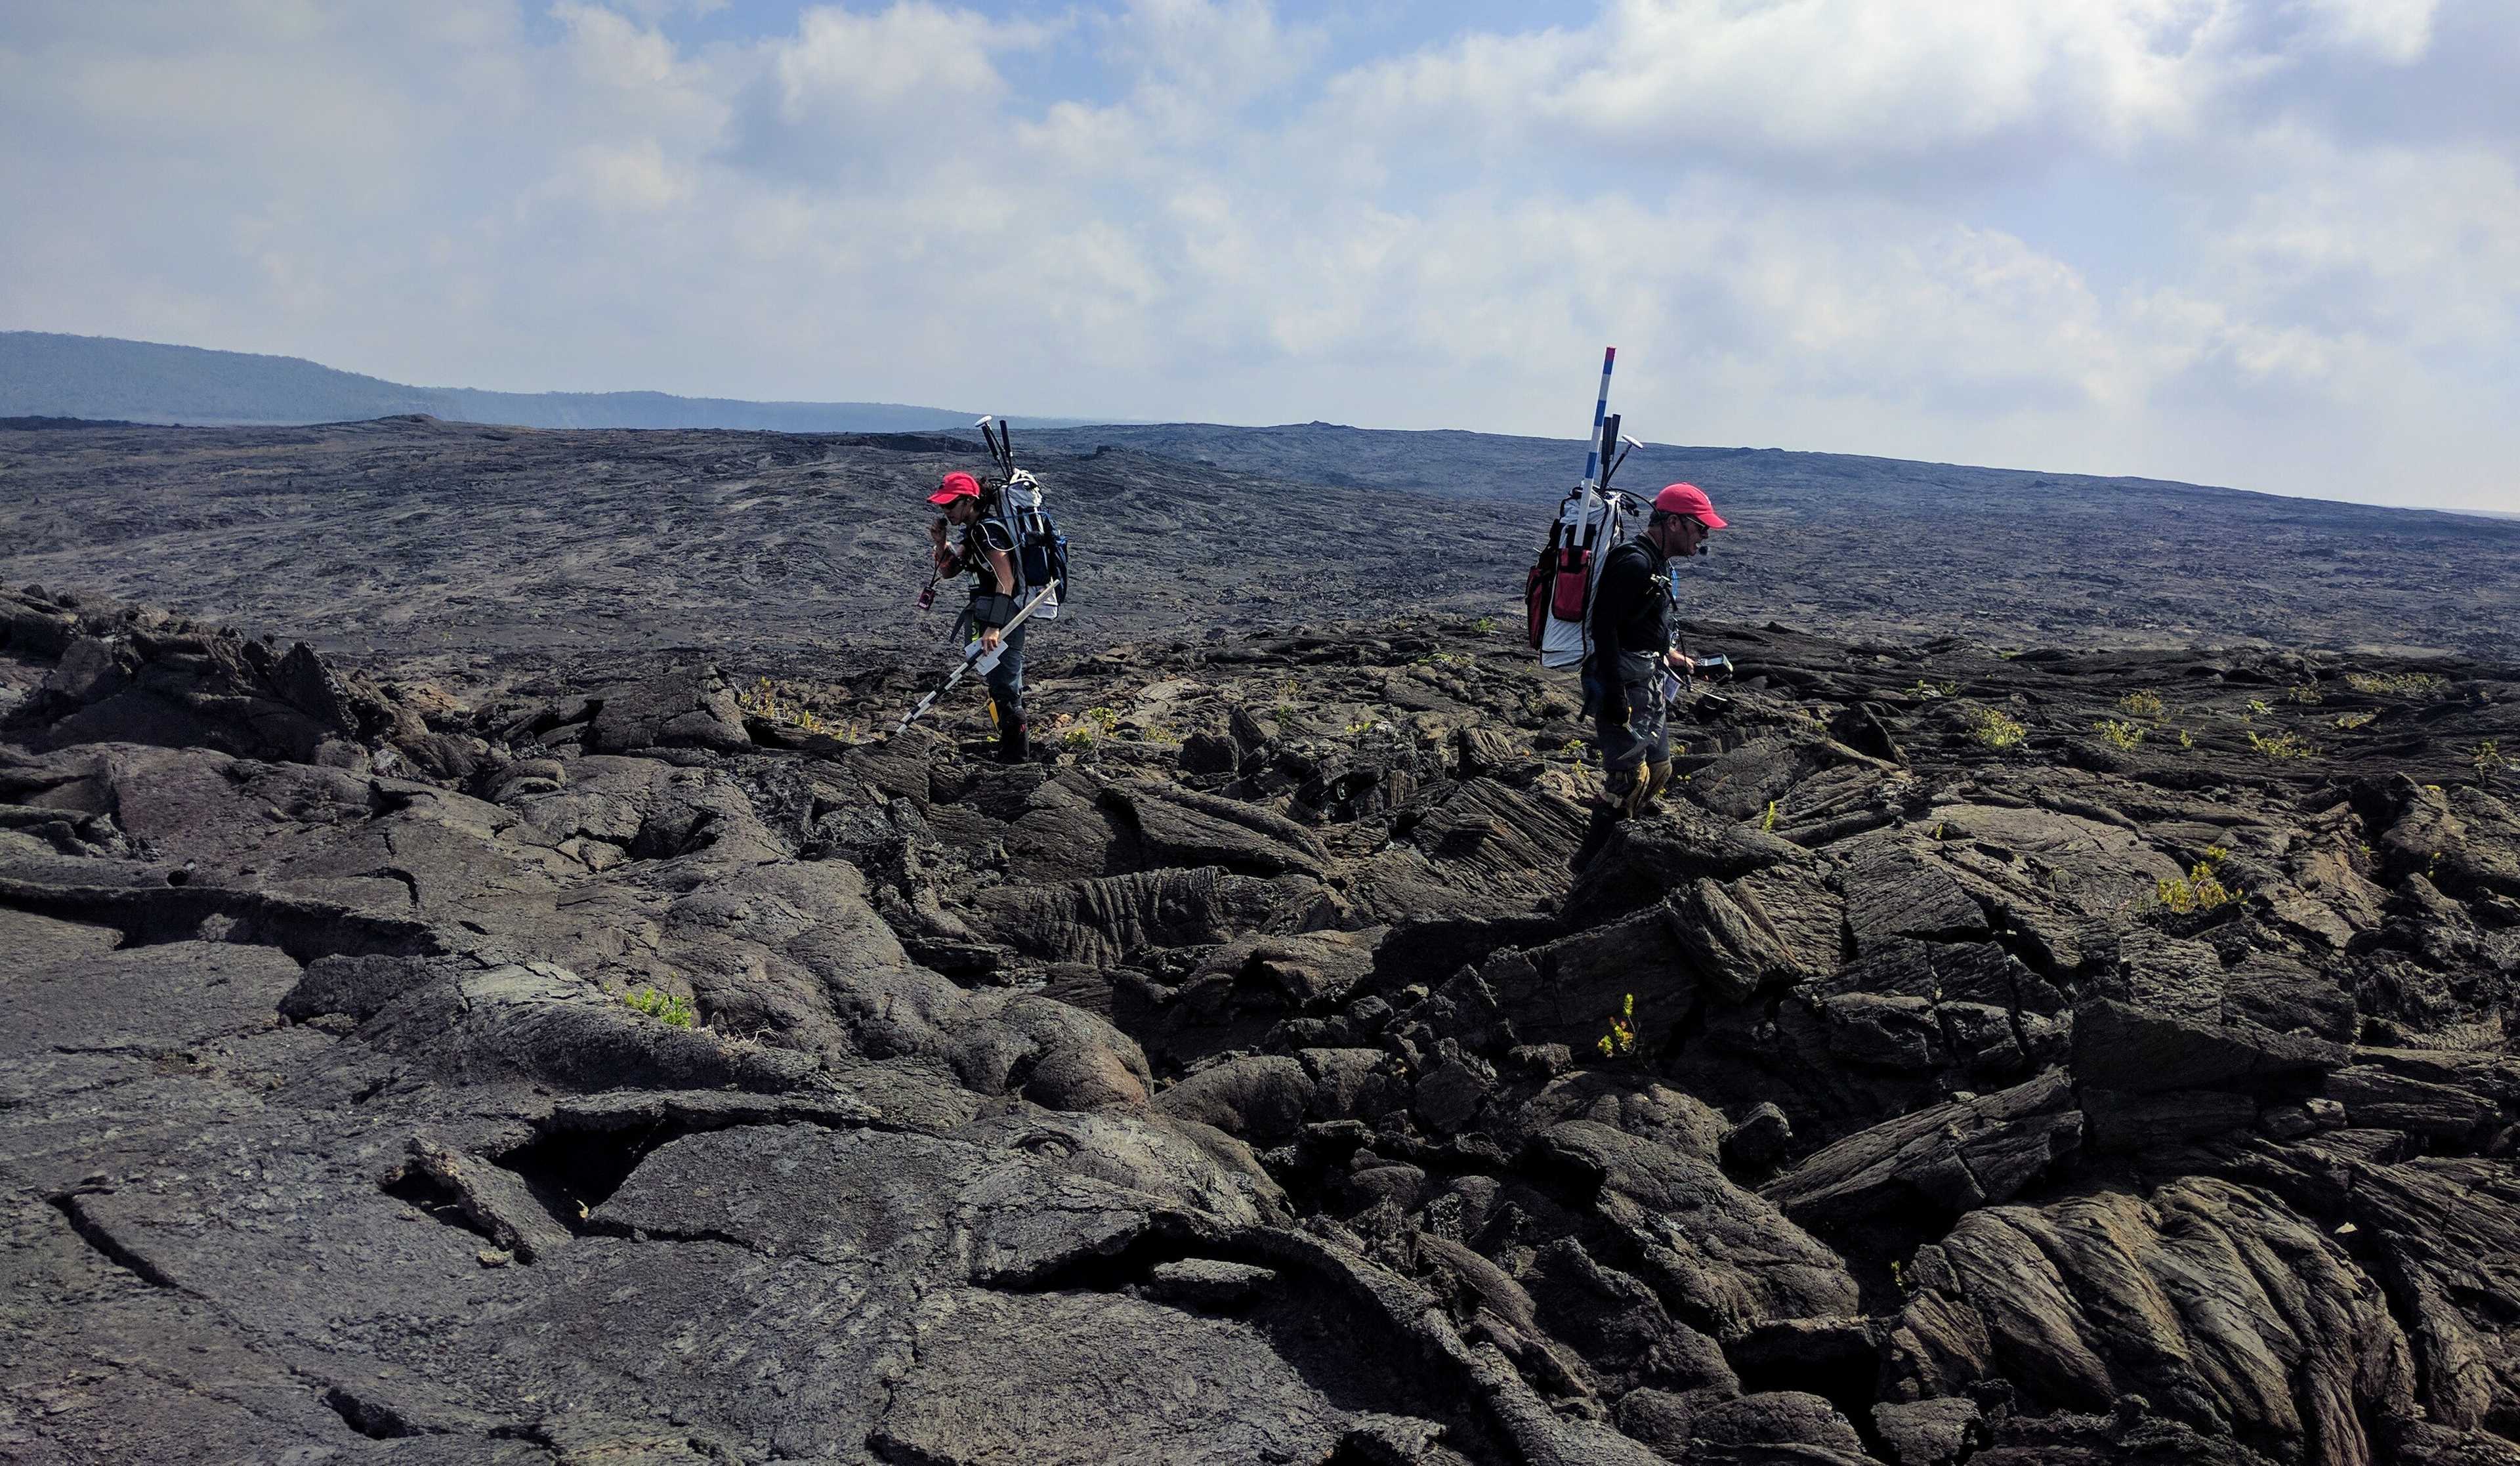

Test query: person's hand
[1666,650,1696,673]
[981,627,1002,654]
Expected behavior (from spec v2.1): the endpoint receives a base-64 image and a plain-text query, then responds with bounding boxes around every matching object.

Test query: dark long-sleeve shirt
[1586,535,1673,688]
[955,518,1020,626]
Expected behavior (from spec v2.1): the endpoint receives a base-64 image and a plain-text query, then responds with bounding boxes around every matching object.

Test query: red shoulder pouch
[1551,547,1591,620]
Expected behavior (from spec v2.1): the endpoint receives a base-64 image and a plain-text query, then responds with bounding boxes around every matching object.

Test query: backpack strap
[985,500,1024,595]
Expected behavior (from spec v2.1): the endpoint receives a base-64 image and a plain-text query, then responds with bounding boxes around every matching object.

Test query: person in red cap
[1582,482,1727,821]
[925,470,1030,761]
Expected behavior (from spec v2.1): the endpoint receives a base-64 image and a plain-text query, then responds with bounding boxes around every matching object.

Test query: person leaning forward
[925,470,1031,763]
[1585,482,1727,816]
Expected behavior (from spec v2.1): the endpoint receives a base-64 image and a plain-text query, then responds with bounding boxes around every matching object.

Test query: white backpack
[1526,350,1643,669]
[1530,485,1635,669]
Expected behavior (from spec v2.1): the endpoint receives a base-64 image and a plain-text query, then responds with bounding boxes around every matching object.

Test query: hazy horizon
[14,324,2520,526]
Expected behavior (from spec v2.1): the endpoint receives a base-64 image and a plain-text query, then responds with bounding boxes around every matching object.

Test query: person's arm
[928,516,956,575]
[978,547,1017,650]
[967,536,1018,650]
[1658,566,1694,671]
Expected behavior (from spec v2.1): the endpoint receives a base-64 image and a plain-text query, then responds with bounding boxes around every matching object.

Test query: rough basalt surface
[5,577,2520,1465]
[9,418,2519,687]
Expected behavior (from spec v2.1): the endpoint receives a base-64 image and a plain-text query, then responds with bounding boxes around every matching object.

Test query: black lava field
[4,415,2520,1466]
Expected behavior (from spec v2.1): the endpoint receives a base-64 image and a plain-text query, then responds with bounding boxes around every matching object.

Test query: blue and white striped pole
[1580,346,1616,487]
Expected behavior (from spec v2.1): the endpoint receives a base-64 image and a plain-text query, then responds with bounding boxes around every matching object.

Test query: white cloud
[1319,0,2256,170]
[556,1,688,91]
[0,0,2512,511]
[1102,0,1323,118]
[2200,128,2520,353]
[726,1,1055,186]
[2296,0,2438,63]
[553,140,692,211]
[1561,0,2235,157]
[768,2,1031,119]
[606,0,730,20]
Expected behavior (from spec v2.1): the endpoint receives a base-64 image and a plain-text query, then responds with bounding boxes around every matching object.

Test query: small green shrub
[2093,718,2145,752]
[1595,993,1637,1059]
[2175,727,2194,749]
[738,677,838,734]
[2118,690,2165,719]
[2333,711,2376,730]
[1471,616,1498,635]
[1908,679,1958,700]
[2286,682,2324,705]
[1761,800,1779,833]
[623,987,697,1028]
[2248,730,2317,761]
[1965,706,2027,749]
[2156,845,2242,913]
[2477,740,2508,780]
[2345,670,2446,697]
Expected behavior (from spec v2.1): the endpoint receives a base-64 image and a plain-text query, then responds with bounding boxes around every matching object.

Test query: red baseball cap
[1652,482,1726,530]
[928,471,981,505]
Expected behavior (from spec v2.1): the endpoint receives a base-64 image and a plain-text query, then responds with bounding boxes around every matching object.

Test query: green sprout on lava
[2154,846,2242,915]
[1595,993,1637,1059]
[1965,707,2027,750]
[623,987,697,1028]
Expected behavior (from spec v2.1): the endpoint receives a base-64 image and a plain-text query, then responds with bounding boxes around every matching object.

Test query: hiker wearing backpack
[1586,483,1727,817]
[927,470,1032,762]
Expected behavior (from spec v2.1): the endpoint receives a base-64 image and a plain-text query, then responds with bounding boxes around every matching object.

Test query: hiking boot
[1599,764,1652,818]
[996,721,1030,764]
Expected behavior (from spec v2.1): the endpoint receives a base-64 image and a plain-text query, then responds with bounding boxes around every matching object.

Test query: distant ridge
[0,331,1107,432]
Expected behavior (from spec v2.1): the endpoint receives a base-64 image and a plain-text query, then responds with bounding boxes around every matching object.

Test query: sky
[2,0,2515,513]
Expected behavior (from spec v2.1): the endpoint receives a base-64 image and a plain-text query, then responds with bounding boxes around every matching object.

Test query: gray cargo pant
[1589,658,1671,815]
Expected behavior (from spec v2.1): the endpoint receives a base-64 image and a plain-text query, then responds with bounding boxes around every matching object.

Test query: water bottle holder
[1550,547,1591,620]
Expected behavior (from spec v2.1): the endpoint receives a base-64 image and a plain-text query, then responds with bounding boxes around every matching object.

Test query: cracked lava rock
[5,577,2520,1466]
